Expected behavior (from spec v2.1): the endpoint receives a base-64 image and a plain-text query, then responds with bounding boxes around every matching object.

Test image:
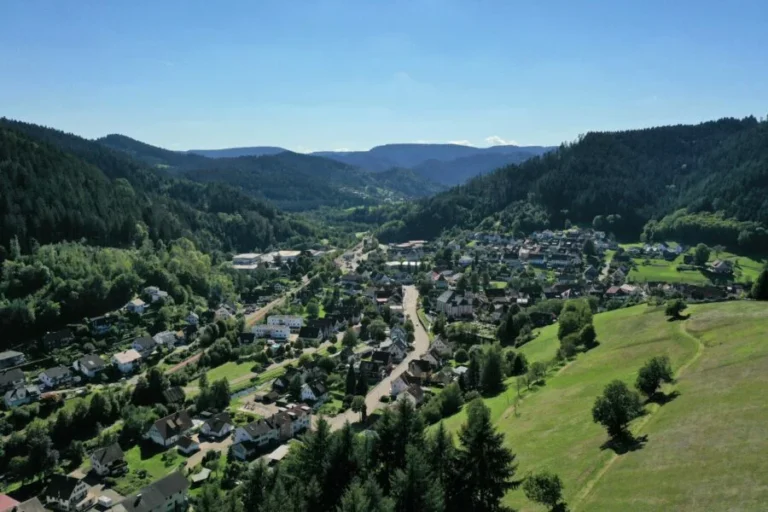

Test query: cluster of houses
[388,338,457,404]
[232,249,328,270]
[231,404,312,460]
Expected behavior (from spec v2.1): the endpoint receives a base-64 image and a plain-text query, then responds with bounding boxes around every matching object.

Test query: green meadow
[438,301,768,511]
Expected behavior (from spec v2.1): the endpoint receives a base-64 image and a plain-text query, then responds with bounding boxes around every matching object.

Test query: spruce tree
[455,399,519,511]
[390,445,445,512]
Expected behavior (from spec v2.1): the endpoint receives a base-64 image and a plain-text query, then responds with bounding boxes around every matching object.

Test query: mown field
[438,301,768,511]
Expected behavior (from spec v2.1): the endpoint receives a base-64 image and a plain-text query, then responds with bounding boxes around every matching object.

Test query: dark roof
[371,350,391,365]
[404,384,424,402]
[437,291,454,304]
[42,365,71,380]
[484,288,506,298]
[118,472,189,512]
[43,474,83,501]
[177,435,197,449]
[298,326,321,339]
[409,359,431,373]
[162,386,186,404]
[0,368,24,386]
[133,336,157,351]
[151,410,193,440]
[239,332,256,344]
[92,443,125,465]
[43,328,74,344]
[77,354,106,370]
[204,412,232,432]
[242,419,275,438]
[310,382,327,396]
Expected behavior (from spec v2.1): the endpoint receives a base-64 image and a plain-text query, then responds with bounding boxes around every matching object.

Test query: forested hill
[379,117,768,250]
[98,134,445,210]
[0,119,314,254]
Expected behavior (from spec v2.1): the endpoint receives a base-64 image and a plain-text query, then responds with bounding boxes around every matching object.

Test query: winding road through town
[327,285,429,430]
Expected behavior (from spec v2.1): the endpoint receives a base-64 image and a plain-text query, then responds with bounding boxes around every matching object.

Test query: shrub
[454,348,469,363]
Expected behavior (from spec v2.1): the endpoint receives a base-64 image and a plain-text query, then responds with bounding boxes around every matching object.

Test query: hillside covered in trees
[98,135,445,210]
[0,119,317,255]
[378,117,768,251]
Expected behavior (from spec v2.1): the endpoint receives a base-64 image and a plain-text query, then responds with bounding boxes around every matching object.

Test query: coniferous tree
[454,400,519,511]
[390,445,445,512]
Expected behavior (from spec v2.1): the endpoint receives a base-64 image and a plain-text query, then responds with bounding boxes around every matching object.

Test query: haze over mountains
[188,142,553,186]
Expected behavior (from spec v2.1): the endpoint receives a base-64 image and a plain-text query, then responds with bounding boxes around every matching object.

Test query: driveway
[327,285,429,430]
[184,433,234,469]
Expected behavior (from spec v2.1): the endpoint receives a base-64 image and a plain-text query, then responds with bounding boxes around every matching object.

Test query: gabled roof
[204,412,233,432]
[242,419,275,438]
[437,291,454,304]
[298,326,321,339]
[0,351,24,361]
[41,366,71,380]
[177,435,198,449]
[117,472,189,512]
[91,443,125,465]
[0,368,24,386]
[42,474,84,501]
[162,386,186,404]
[78,354,107,370]
[151,410,193,440]
[113,349,142,365]
[132,336,157,351]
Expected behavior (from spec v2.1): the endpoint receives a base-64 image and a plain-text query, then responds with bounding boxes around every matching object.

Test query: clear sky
[2,0,768,152]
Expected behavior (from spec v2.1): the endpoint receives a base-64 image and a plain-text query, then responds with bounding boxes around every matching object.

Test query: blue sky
[2,0,768,151]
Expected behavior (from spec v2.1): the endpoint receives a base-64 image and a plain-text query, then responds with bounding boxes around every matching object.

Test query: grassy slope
[580,301,768,511]
[436,301,768,511]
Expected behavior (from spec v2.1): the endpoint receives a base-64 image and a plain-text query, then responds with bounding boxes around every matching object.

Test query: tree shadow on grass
[667,314,691,322]
[579,340,601,354]
[647,390,680,406]
[600,433,648,455]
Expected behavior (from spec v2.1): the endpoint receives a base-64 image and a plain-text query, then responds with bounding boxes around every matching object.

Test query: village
[0,228,757,512]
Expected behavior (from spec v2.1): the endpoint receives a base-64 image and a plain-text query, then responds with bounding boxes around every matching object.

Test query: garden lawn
[204,361,255,383]
[114,445,182,495]
[627,256,710,285]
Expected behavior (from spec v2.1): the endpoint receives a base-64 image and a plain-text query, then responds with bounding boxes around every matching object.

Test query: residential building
[152,331,178,347]
[408,359,433,383]
[435,291,473,317]
[125,298,147,315]
[398,384,425,406]
[42,328,75,350]
[132,336,157,356]
[200,412,234,439]
[39,366,73,389]
[390,372,419,397]
[177,435,200,455]
[267,315,304,330]
[73,354,107,378]
[145,410,194,447]
[162,387,186,406]
[4,385,40,408]
[0,368,25,392]
[40,475,92,512]
[90,443,126,477]
[232,253,262,269]
[298,326,322,344]
[253,324,291,340]
[214,307,233,321]
[88,315,116,335]
[112,349,142,374]
[232,405,311,460]
[300,382,328,405]
[143,286,168,303]
[186,312,200,326]
[0,351,25,369]
[113,471,189,512]
[430,338,454,358]
[0,495,19,512]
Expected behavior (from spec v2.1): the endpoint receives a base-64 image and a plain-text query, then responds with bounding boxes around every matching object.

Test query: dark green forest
[99,134,444,210]
[377,117,768,251]
[0,119,316,254]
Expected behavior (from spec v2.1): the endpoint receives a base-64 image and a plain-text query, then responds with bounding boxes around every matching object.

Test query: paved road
[327,285,429,430]
[184,433,234,469]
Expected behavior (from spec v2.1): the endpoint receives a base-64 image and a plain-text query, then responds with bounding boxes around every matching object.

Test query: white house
[41,475,92,512]
[145,411,194,447]
[73,355,107,378]
[267,315,304,330]
[200,412,234,439]
[153,330,178,347]
[390,372,418,397]
[125,298,146,315]
[232,253,262,269]
[253,324,291,340]
[232,405,312,460]
[300,382,328,405]
[112,349,142,374]
[90,443,126,477]
[39,366,73,389]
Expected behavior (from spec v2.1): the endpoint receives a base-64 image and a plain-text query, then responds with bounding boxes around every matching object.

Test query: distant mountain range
[98,135,446,210]
[186,142,554,186]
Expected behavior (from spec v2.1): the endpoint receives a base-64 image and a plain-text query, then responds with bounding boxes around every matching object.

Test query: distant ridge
[187,146,287,158]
